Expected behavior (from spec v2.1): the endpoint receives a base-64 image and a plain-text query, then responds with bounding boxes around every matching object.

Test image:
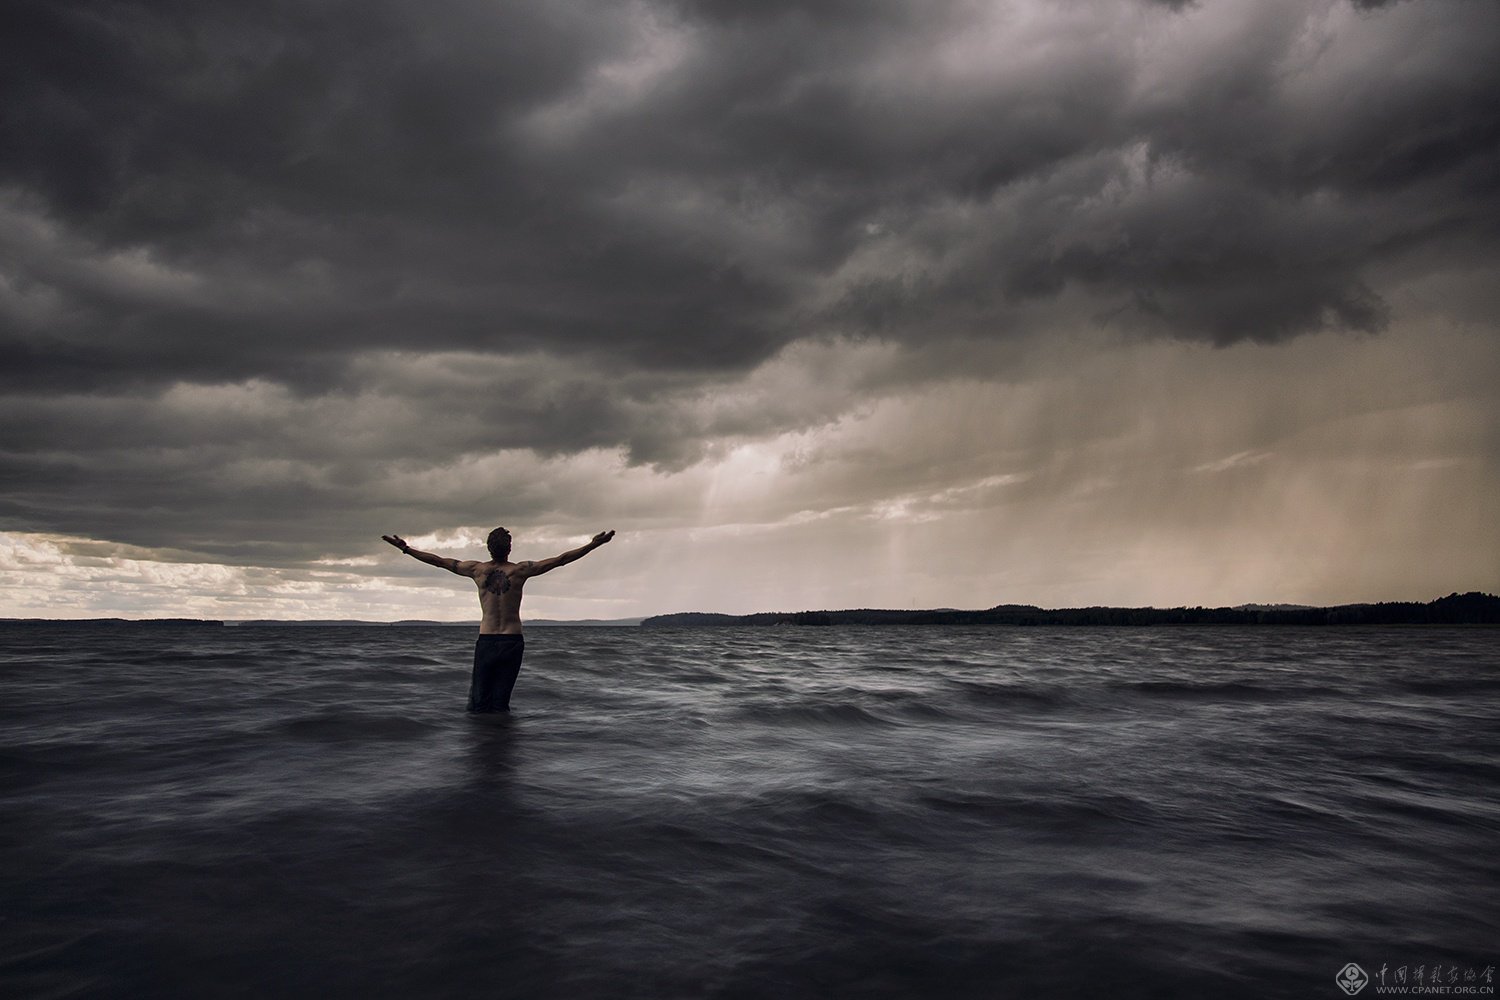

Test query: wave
[275,711,438,742]
[947,679,1073,708]
[1396,676,1500,695]
[916,788,1159,832]
[1110,679,1343,701]
[731,702,896,727]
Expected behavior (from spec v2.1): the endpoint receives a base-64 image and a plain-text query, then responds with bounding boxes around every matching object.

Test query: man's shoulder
[476,559,530,574]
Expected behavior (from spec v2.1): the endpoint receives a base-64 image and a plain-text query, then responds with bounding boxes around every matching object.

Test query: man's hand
[382,534,410,553]
[591,530,615,548]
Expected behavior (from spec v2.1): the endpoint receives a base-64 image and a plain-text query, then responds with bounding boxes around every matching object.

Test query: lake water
[2,623,1497,998]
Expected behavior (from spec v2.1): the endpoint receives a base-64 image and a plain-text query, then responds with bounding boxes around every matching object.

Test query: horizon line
[2,592,1493,625]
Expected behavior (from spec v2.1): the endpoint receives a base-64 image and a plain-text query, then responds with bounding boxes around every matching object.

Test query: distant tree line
[640,592,1500,628]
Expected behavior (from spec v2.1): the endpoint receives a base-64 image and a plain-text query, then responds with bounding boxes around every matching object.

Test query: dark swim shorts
[468,634,525,712]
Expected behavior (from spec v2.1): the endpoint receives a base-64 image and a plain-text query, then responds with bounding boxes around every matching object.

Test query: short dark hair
[486,527,512,562]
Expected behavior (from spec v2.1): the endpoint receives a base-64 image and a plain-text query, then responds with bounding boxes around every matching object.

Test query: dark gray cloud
[2,0,1498,568]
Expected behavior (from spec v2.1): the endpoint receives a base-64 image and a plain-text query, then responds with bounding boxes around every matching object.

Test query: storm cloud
[1,0,1497,615]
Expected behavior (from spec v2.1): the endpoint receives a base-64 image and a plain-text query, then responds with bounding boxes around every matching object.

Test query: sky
[2,0,1497,620]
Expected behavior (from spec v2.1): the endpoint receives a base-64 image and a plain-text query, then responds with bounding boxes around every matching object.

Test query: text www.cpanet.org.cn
[1336,963,1496,996]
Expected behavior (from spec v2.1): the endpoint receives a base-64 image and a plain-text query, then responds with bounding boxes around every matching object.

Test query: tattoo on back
[482,567,511,595]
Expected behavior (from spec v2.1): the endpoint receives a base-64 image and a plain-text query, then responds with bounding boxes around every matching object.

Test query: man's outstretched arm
[520,530,615,578]
[382,534,478,577]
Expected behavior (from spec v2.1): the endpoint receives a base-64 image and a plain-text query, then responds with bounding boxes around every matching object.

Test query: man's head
[486,527,512,562]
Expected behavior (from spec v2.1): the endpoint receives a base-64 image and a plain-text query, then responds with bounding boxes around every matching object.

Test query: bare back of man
[381,526,614,711]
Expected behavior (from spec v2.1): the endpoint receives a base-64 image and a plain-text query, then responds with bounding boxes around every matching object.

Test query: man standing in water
[381,527,615,712]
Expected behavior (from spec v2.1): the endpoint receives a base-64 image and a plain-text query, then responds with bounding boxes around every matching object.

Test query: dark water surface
[2,624,1497,998]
